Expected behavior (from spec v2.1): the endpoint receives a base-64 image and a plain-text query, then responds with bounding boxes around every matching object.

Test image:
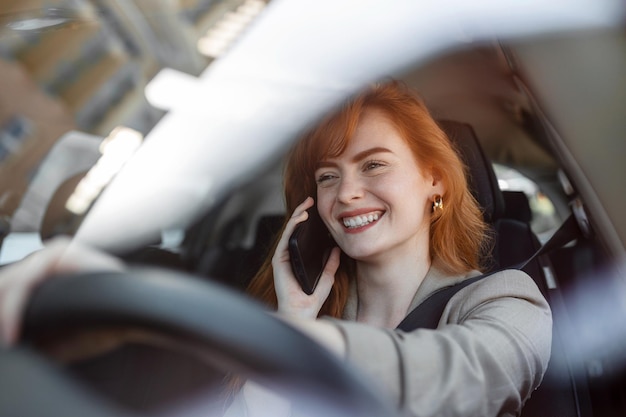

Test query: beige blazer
[329,261,552,417]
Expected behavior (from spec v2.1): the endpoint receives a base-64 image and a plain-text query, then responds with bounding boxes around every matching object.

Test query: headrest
[438,120,504,223]
[502,191,533,223]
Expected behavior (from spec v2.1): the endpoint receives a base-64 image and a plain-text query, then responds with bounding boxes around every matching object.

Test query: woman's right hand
[0,236,125,346]
[271,197,341,319]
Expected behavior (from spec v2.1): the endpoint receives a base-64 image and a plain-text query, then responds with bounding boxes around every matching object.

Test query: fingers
[0,274,30,345]
[0,237,126,346]
[285,196,314,234]
[313,247,341,299]
[273,197,341,319]
[272,197,315,296]
[273,196,314,264]
[52,238,126,274]
[0,247,58,346]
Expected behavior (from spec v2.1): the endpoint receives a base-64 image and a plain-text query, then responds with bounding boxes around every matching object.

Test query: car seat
[438,120,592,417]
[438,121,546,289]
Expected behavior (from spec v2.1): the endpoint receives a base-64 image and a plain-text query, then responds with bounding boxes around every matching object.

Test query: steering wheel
[0,268,396,417]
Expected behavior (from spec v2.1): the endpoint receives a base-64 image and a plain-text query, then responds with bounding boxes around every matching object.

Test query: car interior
[159,42,624,416]
[1,1,626,416]
[176,117,596,417]
[70,75,601,415]
[28,45,619,417]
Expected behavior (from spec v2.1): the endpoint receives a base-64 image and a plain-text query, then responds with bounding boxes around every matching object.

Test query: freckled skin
[315,109,443,265]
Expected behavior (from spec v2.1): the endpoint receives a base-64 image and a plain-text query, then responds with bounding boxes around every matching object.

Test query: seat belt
[397,214,581,331]
[518,214,580,271]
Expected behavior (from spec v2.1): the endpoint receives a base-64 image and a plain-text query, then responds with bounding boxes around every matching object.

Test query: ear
[428,169,446,198]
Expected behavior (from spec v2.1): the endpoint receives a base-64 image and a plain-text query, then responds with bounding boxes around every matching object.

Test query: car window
[493,163,560,241]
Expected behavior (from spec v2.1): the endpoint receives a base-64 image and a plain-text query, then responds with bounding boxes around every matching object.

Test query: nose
[336,174,364,203]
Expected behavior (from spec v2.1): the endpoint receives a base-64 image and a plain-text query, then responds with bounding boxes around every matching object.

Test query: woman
[233,80,552,416]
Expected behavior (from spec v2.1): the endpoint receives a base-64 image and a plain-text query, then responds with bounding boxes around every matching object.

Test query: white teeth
[342,213,380,229]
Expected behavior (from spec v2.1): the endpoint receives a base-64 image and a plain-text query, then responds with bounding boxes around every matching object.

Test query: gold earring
[433,194,443,212]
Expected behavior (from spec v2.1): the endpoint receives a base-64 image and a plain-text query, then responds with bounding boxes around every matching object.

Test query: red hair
[247,80,490,318]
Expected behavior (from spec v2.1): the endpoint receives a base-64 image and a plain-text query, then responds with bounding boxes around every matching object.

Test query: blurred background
[0,0,269,253]
[0,0,565,263]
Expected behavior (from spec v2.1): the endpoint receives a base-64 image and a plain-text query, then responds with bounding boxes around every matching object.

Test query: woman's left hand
[271,197,341,319]
[0,237,125,345]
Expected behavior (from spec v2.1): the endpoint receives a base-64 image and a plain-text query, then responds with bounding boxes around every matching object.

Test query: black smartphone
[288,205,336,295]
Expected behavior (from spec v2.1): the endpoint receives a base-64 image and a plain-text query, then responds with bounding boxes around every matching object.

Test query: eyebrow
[316,147,394,169]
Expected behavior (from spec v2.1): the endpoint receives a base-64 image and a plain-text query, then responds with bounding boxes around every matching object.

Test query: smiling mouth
[342,211,383,229]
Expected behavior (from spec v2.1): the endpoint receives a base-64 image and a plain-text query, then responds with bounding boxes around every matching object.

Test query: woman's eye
[364,160,385,171]
[316,173,337,184]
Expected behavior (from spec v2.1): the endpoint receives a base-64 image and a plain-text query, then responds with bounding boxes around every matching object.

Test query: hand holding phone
[288,205,336,295]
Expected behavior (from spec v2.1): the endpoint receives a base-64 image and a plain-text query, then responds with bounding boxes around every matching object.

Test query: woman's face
[315,109,444,263]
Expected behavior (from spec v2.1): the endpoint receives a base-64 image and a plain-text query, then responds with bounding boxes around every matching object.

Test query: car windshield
[1,0,621,257]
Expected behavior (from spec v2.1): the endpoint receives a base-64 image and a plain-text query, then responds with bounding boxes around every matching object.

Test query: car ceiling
[510,29,626,261]
[401,45,557,170]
